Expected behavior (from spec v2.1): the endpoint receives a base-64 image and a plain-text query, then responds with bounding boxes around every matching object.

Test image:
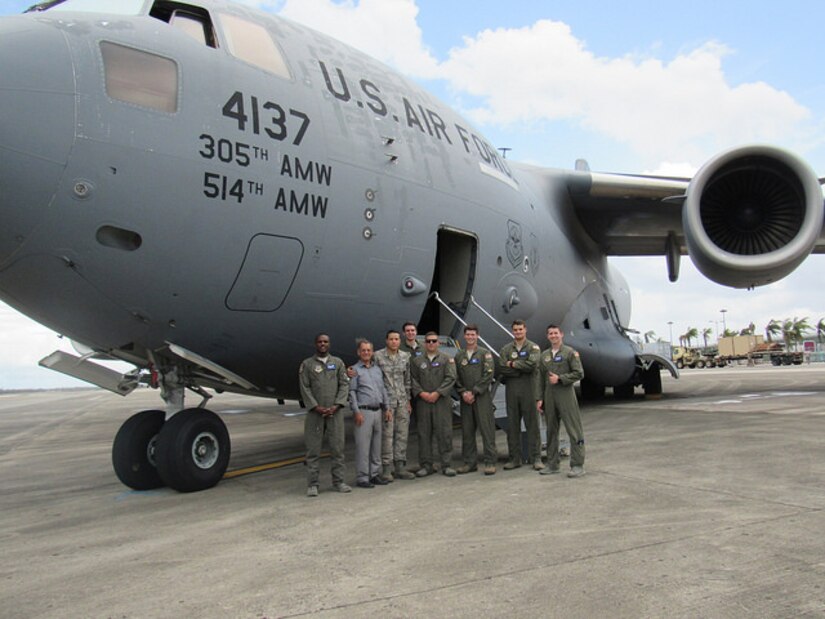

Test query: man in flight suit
[410,332,457,477]
[498,319,543,470]
[400,321,423,359]
[454,324,498,475]
[299,333,352,497]
[536,325,586,478]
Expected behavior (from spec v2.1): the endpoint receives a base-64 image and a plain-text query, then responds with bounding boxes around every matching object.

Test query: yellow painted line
[222,452,330,480]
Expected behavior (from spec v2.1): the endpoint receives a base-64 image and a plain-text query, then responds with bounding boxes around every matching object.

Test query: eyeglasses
[425,339,438,343]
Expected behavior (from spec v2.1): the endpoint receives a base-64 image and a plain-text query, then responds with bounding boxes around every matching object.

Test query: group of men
[298,320,586,497]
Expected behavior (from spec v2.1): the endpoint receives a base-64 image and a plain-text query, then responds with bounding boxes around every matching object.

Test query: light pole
[720,309,728,334]
[667,321,673,344]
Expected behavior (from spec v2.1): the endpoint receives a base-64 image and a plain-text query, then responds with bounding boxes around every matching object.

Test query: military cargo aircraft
[1,0,823,491]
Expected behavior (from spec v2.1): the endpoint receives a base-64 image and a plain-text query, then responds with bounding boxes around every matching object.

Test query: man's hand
[354,411,364,426]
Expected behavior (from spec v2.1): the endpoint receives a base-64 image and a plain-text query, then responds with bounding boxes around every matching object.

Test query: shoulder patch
[449,358,455,364]
[532,345,540,351]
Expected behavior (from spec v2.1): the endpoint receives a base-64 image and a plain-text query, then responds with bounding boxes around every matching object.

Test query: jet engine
[682,145,823,288]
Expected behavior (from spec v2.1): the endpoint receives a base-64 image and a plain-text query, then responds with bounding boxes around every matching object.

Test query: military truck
[671,346,722,369]
[717,335,803,365]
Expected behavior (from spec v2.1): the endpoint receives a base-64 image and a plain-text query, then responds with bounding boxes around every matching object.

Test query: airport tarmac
[2,365,825,618]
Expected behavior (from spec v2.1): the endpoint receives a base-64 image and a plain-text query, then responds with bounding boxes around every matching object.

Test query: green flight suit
[454,346,497,467]
[400,340,423,359]
[536,345,585,469]
[299,354,350,488]
[498,338,541,464]
[410,351,456,469]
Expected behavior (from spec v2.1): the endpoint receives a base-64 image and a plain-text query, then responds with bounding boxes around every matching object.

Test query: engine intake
[683,145,823,288]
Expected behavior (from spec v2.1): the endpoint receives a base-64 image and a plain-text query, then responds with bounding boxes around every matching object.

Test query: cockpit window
[220,13,290,79]
[29,0,145,14]
[150,2,217,48]
[100,42,178,113]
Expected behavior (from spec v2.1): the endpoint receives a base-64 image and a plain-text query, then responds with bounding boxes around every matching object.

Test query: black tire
[613,383,635,400]
[642,366,663,395]
[112,410,166,490]
[696,359,706,369]
[579,377,605,401]
[155,408,231,492]
[675,359,684,369]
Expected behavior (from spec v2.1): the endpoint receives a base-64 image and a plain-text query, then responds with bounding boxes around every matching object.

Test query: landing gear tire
[613,383,635,399]
[579,377,605,401]
[155,408,231,493]
[112,410,166,490]
[642,365,663,396]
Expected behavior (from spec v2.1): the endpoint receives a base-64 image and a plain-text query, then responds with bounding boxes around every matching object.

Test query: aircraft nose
[0,15,75,264]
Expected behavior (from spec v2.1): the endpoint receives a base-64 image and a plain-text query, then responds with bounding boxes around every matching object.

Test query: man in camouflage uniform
[410,332,457,477]
[536,325,586,478]
[374,329,415,481]
[498,319,543,470]
[454,324,497,475]
[298,333,352,497]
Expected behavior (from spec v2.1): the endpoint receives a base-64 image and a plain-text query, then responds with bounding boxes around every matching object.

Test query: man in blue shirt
[349,339,391,488]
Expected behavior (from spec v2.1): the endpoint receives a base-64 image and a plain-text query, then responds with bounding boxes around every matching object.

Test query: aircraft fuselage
[0,1,636,399]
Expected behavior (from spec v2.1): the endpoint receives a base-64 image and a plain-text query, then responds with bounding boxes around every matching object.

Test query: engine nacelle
[683,145,823,288]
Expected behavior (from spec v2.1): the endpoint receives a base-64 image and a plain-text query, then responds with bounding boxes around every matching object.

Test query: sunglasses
[425,339,438,343]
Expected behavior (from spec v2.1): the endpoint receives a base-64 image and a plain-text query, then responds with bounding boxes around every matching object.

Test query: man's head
[546,325,563,348]
[403,321,417,342]
[385,329,401,352]
[356,338,374,364]
[314,333,330,356]
[512,319,527,342]
[463,324,479,348]
[424,331,440,353]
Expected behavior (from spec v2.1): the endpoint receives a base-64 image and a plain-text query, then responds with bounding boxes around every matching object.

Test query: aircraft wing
[558,145,825,288]
[566,170,689,257]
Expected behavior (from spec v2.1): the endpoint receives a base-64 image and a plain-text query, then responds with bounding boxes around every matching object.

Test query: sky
[1,0,824,387]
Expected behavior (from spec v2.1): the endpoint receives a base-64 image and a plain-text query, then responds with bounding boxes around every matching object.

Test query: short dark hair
[464,324,479,333]
[386,329,401,339]
[546,324,561,332]
[314,332,330,342]
[511,319,526,328]
[402,321,417,330]
[425,331,439,338]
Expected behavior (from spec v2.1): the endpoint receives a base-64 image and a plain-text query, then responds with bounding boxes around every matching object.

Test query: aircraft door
[418,228,477,340]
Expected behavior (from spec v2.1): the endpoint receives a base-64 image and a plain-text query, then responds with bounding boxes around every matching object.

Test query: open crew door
[417,227,478,340]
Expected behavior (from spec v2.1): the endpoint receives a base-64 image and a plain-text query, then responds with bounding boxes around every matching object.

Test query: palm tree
[765,319,781,343]
[684,327,698,348]
[793,317,812,348]
[723,328,738,338]
[701,327,712,348]
[816,318,825,345]
[782,317,812,351]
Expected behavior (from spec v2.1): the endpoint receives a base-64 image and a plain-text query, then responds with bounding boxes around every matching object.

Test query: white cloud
[278,0,440,78]
[439,22,812,166]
